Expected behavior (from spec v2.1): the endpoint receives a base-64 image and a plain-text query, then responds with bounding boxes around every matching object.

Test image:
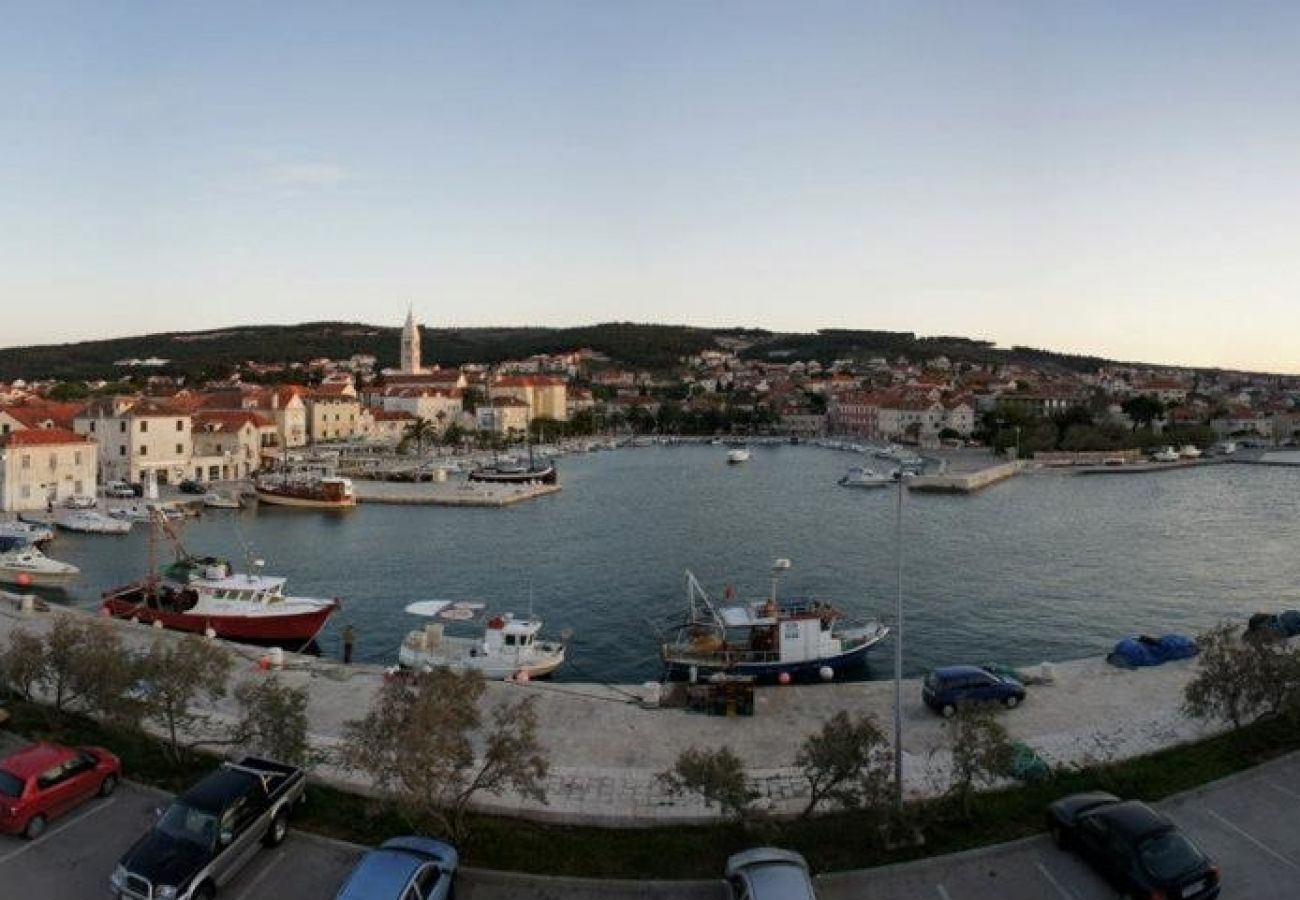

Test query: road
[3,752,1297,898]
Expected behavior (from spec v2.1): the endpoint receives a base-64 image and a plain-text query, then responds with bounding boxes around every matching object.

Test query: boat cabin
[483,613,543,653]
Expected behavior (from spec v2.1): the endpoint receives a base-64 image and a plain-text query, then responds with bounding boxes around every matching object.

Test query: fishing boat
[726,447,751,464]
[0,544,79,587]
[467,447,558,485]
[102,551,340,644]
[838,466,892,488]
[0,521,55,546]
[254,474,356,509]
[660,559,890,683]
[109,502,183,523]
[54,510,132,534]
[398,601,567,679]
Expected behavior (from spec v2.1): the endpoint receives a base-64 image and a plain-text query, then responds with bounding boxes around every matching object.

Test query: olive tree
[1184,623,1300,729]
[64,619,147,727]
[138,634,234,762]
[341,669,548,843]
[659,745,757,821]
[232,676,313,768]
[794,710,892,818]
[0,627,46,702]
[946,704,1015,817]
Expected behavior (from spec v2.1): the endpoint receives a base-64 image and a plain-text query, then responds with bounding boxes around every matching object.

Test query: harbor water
[32,445,1300,683]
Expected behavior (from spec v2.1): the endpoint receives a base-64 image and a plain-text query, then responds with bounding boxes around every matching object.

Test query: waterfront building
[74,397,193,486]
[191,411,275,480]
[0,428,97,511]
[379,387,463,433]
[369,409,416,444]
[493,375,569,423]
[307,391,363,443]
[475,396,530,435]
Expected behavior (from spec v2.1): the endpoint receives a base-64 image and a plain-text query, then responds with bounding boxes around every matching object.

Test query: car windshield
[0,769,23,797]
[157,802,218,848]
[1138,831,1203,881]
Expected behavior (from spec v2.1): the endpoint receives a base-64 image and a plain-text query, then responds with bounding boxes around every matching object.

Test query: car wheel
[99,774,118,797]
[1004,694,1020,709]
[23,814,47,840]
[941,703,957,718]
[263,810,288,847]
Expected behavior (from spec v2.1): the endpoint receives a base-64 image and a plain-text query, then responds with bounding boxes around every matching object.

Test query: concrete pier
[908,460,1020,493]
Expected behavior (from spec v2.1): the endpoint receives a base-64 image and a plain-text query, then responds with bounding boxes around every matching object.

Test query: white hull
[0,549,79,585]
[398,635,566,679]
[56,512,131,534]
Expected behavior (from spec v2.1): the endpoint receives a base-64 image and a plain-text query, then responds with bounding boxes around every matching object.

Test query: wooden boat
[661,560,889,683]
[254,475,356,509]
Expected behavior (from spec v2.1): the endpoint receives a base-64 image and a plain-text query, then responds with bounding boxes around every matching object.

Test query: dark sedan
[178,479,206,495]
[1047,792,1220,900]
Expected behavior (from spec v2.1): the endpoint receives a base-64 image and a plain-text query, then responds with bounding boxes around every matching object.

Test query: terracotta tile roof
[194,411,273,431]
[1,427,92,447]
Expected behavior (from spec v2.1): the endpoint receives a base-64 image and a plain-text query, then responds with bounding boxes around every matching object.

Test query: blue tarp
[1245,610,1300,640]
[1107,634,1199,668]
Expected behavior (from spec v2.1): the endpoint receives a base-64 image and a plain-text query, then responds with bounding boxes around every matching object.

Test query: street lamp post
[892,469,907,812]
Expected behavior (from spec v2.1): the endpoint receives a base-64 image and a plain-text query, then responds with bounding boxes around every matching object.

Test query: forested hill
[0,323,722,381]
[0,321,1121,382]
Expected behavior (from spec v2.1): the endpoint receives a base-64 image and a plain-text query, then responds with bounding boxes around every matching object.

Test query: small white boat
[109,502,183,523]
[56,510,132,535]
[0,545,79,586]
[727,448,751,464]
[0,521,55,545]
[62,494,97,510]
[398,602,567,680]
[838,466,892,488]
[1178,445,1202,459]
[1152,446,1180,463]
[202,492,243,510]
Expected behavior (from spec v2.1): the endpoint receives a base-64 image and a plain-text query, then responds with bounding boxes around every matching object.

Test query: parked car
[922,665,1026,717]
[335,836,459,900]
[1047,792,1220,899]
[725,847,815,900]
[110,756,305,900]
[104,481,136,499]
[0,742,121,839]
[62,494,97,509]
[178,479,206,495]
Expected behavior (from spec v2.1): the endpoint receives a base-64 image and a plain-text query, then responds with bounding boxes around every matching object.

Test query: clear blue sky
[4,2,1300,371]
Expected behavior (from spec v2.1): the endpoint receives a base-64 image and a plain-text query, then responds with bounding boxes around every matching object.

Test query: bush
[659,746,757,821]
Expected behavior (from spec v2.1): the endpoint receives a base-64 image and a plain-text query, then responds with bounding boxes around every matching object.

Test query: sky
[4,1,1300,371]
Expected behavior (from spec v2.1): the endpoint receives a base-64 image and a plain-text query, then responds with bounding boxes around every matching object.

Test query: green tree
[1184,622,1300,729]
[0,628,46,702]
[794,711,891,818]
[139,635,234,762]
[400,417,435,454]
[233,676,314,768]
[1121,395,1165,430]
[341,668,548,843]
[946,704,1015,817]
[659,746,757,820]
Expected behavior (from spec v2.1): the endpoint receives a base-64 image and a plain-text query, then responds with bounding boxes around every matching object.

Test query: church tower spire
[400,306,422,374]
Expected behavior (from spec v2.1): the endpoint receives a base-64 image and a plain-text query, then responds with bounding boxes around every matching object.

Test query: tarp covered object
[1106,634,1198,668]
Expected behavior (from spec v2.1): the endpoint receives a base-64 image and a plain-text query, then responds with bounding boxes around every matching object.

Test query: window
[176,420,183,431]
[20,454,29,469]
[120,421,127,433]
[74,480,83,493]
[414,865,442,897]
[119,445,127,456]
[176,444,184,455]
[88,421,95,433]
[74,451,82,465]
[139,446,147,456]
[140,420,148,433]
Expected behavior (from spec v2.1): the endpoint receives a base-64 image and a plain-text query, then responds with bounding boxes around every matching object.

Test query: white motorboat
[398,601,567,680]
[726,448,751,464]
[838,466,892,488]
[55,510,132,535]
[62,494,97,510]
[0,545,79,586]
[202,492,243,510]
[1152,446,1180,463]
[0,521,55,545]
[109,502,183,523]
[1179,445,1203,459]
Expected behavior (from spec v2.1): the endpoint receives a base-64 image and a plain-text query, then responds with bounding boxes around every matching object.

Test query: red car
[0,742,121,839]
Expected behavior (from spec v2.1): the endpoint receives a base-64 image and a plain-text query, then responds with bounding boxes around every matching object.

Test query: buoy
[152,619,164,629]
[15,573,32,587]
[257,658,271,671]
[515,670,530,684]
[819,666,834,682]
[778,671,792,685]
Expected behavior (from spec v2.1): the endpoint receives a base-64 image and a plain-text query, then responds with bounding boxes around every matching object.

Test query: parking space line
[1035,861,1079,900]
[232,849,286,900]
[936,885,953,900]
[0,799,118,867]
[1206,809,1300,871]
[1266,779,1300,802]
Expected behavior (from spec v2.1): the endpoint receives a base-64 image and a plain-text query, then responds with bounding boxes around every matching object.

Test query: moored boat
[398,601,566,679]
[726,447,751,464]
[838,466,892,488]
[0,544,79,586]
[661,560,889,683]
[54,510,132,534]
[0,521,55,546]
[202,491,243,510]
[102,554,339,644]
[254,474,356,509]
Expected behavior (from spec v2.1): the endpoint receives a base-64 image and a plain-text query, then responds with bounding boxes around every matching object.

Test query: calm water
[36,446,1300,683]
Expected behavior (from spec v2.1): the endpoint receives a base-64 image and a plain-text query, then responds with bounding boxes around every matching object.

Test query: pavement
[3,734,1297,899]
[0,597,1228,826]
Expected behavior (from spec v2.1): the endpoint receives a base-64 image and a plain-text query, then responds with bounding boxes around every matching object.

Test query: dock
[908,460,1020,493]
[352,480,561,507]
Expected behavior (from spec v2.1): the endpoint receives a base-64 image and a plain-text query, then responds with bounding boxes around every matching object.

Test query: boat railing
[661,643,782,665]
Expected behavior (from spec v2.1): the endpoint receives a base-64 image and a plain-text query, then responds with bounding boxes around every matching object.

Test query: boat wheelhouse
[661,560,889,683]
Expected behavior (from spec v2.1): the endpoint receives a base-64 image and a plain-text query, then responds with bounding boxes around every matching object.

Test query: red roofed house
[0,428,97,511]
[370,409,417,444]
[191,411,276,480]
[73,396,193,486]
[492,375,568,423]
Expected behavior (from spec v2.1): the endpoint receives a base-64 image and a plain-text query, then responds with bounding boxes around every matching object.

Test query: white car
[726,848,815,900]
[104,482,136,498]
[62,494,96,509]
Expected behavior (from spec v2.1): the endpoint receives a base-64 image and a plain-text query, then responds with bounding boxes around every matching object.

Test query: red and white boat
[101,556,339,645]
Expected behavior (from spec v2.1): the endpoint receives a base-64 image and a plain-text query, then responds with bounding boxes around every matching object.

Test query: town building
[400,307,422,374]
[73,397,193,486]
[0,428,97,511]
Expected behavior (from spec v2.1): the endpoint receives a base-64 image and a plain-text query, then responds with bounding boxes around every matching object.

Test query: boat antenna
[771,557,792,604]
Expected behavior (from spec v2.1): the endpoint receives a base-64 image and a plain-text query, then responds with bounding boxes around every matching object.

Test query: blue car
[335,836,458,900]
[922,665,1026,717]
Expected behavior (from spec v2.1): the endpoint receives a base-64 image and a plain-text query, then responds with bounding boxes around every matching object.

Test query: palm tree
[402,417,435,455]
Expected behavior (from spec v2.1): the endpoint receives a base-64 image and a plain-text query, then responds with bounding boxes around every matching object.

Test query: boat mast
[770,557,791,604]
